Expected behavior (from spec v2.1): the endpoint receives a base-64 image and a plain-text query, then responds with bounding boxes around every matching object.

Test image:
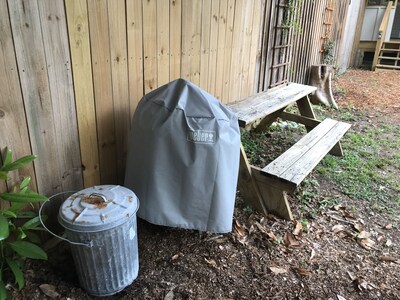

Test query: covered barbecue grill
[124,79,240,233]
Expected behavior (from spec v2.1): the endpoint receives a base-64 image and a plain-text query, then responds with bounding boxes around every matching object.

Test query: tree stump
[309,64,338,109]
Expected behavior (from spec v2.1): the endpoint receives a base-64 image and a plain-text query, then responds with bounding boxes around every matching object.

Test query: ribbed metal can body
[66,216,138,296]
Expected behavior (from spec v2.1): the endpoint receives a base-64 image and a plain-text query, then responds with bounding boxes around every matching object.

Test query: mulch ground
[10,69,400,300]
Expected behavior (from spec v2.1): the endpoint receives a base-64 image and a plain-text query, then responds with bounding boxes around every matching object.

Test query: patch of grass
[317,122,400,208]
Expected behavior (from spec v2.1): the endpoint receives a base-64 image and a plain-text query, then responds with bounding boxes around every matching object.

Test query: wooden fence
[0,0,355,202]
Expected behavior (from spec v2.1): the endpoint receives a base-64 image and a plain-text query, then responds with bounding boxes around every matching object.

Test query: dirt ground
[10,69,400,300]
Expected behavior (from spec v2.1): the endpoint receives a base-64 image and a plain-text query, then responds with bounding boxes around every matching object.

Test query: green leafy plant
[0,148,48,299]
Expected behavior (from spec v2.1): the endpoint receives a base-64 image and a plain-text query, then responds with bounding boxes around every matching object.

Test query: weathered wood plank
[39,0,84,191]
[221,0,235,102]
[127,0,144,113]
[190,0,202,86]
[214,0,227,101]
[239,0,255,99]
[181,0,192,81]
[65,0,100,188]
[87,0,117,184]
[207,0,219,95]
[169,0,181,81]
[157,0,170,86]
[0,0,36,195]
[228,83,316,127]
[143,0,157,93]
[262,119,351,186]
[108,0,130,184]
[199,0,212,91]
[9,0,63,195]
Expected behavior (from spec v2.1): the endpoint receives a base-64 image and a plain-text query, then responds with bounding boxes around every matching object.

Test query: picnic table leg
[297,95,344,156]
[237,144,268,215]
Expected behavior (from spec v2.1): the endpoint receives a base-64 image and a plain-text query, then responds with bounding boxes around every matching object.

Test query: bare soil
[10,69,400,300]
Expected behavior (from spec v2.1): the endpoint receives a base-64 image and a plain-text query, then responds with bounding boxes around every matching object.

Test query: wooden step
[381,48,400,52]
[376,64,400,70]
[378,56,400,60]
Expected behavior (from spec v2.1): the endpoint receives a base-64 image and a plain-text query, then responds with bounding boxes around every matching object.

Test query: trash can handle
[88,193,108,203]
[39,191,93,248]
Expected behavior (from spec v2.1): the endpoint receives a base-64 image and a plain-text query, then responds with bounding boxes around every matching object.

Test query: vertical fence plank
[181,0,192,80]
[127,0,144,112]
[239,0,256,99]
[200,0,212,91]
[207,0,220,95]
[229,0,244,101]
[65,0,100,187]
[157,0,170,86]
[221,0,235,102]
[191,0,202,86]
[247,0,263,96]
[108,0,129,184]
[39,0,84,191]
[87,0,117,184]
[169,0,181,81]
[0,0,36,199]
[9,0,63,196]
[143,0,157,93]
[214,0,227,101]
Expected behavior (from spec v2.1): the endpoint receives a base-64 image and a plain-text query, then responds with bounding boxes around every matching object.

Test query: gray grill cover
[124,79,240,233]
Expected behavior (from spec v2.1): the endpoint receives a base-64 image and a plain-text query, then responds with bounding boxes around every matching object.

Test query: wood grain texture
[190,0,202,85]
[9,0,63,195]
[143,0,157,93]
[127,0,144,113]
[199,0,212,91]
[39,0,83,191]
[207,0,219,95]
[262,119,351,185]
[157,0,170,86]
[169,0,181,81]
[108,0,130,184]
[0,0,36,194]
[221,0,235,102]
[214,0,227,101]
[87,0,117,184]
[65,0,100,188]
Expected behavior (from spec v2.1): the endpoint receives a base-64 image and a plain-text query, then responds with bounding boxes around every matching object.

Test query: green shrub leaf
[0,171,8,181]
[9,241,47,260]
[0,215,9,241]
[2,210,17,218]
[25,231,41,244]
[0,281,7,300]
[5,259,24,290]
[19,177,31,190]
[2,148,12,167]
[0,192,47,203]
[22,216,42,230]
[1,155,36,172]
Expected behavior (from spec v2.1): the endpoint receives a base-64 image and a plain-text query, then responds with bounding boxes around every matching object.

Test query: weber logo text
[187,130,216,144]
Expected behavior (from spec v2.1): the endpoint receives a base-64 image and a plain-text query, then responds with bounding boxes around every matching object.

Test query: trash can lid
[58,185,139,232]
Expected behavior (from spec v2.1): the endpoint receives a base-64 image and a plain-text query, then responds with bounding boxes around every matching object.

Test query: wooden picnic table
[228,83,351,220]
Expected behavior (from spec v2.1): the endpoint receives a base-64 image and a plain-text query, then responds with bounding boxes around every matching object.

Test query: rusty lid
[58,185,139,232]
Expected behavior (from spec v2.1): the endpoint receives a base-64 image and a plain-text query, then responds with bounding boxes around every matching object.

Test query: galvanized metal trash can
[58,185,139,297]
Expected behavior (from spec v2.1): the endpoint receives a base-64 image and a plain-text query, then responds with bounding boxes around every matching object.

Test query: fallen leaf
[357,231,370,239]
[385,239,393,247]
[164,289,174,300]
[233,220,246,237]
[269,266,288,274]
[205,258,217,267]
[353,223,364,233]
[337,295,347,300]
[171,254,179,260]
[254,222,278,241]
[347,271,357,281]
[377,235,385,243]
[39,284,60,298]
[358,238,376,249]
[292,221,303,236]
[283,232,301,247]
[378,255,397,262]
[294,267,311,276]
[309,249,316,261]
[332,224,346,233]
[384,223,392,230]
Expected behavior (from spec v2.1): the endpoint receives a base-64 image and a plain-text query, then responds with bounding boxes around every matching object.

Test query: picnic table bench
[228,83,351,220]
